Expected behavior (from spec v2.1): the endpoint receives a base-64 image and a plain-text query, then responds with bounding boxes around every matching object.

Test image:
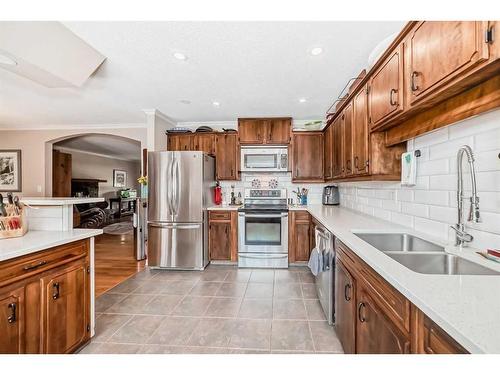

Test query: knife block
[0,203,28,239]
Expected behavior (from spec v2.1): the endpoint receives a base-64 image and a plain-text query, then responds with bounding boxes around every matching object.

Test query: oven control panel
[248,189,286,198]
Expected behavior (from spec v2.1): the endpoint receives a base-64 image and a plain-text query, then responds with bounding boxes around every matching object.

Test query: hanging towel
[308,231,324,276]
[401,151,417,186]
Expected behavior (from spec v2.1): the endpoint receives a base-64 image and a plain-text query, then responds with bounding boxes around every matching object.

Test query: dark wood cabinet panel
[52,150,72,197]
[331,116,344,179]
[291,132,324,182]
[267,118,291,144]
[288,211,312,263]
[352,85,369,176]
[294,222,312,262]
[167,134,193,151]
[356,282,411,354]
[209,221,232,261]
[42,260,89,354]
[193,133,216,155]
[407,21,490,105]
[238,119,266,144]
[323,121,333,180]
[0,286,25,354]
[369,45,404,129]
[335,260,356,354]
[343,103,354,177]
[215,133,239,180]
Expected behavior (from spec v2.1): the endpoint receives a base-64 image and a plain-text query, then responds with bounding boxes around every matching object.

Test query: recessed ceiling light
[299,98,307,103]
[212,101,220,107]
[310,47,323,56]
[173,52,187,61]
[0,53,18,66]
[180,99,191,105]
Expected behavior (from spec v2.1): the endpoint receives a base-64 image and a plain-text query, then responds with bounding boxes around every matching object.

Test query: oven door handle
[238,254,288,259]
[239,213,288,218]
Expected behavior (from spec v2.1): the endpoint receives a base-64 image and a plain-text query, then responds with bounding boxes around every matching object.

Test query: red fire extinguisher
[214,181,222,205]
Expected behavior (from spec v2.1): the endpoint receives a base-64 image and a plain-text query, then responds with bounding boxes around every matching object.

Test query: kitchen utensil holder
[0,203,28,239]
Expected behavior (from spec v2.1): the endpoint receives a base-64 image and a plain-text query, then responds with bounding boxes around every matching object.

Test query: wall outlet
[37,185,42,193]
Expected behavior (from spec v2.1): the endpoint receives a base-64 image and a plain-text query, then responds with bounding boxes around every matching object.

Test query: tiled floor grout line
[93,314,135,344]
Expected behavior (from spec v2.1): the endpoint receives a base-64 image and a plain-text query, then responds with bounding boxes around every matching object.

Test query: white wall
[65,149,141,199]
[145,109,175,151]
[339,108,500,250]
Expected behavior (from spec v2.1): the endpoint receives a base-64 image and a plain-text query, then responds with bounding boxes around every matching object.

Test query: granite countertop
[304,204,500,354]
[0,229,103,262]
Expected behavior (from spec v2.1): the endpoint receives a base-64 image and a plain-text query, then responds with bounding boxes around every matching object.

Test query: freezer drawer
[148,222,208,270]
[238,252,288,269]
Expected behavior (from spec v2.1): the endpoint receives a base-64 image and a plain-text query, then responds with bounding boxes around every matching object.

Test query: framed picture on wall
[113,169,127,188]
[0,150,22,192]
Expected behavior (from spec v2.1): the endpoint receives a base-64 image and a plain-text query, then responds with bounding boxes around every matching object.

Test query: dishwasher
[314,223,335,325]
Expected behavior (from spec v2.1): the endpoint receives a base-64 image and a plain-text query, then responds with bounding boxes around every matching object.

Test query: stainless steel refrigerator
[147,151,215,270]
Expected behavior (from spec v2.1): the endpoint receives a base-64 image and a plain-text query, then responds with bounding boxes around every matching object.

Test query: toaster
[322,185,339,205]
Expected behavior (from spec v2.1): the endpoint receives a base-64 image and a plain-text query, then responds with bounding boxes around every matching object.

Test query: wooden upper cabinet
[167,134,193,151]
[331,116,344,179]
[291,132,324,182]
[352,85,369,176]
[323,122,333,180]
[215,133,239,180]
[343,103,354,177]
[369,45,404,129]
[0,286,25,354]
[238,118,291,144]
[335,261,356,354]
[356,282,411,354]
[407,21,490,105]
[193,133,216,155]
[42,261,89,354]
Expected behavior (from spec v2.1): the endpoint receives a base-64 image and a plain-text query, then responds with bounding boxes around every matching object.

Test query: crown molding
[0,122,147,131]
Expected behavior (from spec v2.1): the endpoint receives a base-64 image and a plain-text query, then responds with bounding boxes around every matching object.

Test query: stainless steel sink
[354,232,445,252]
[386,253,499,275]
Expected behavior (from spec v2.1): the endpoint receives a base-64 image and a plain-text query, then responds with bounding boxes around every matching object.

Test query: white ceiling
[54,134,141,161]
[0,21,405,128]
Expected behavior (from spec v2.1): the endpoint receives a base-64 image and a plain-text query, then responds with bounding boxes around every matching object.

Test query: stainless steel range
[238,188,288,268]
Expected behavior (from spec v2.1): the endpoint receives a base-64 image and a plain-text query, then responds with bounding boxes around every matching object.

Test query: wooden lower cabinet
[288,211,313,263]
[335,240,467,354]
[0,240,90,354]
[208,211,238,262]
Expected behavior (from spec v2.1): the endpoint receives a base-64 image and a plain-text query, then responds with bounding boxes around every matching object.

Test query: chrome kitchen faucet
[451,145,481,247]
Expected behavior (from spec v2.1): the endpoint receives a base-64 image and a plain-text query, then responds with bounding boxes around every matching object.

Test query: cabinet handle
[7,303,16,323]
[389,88,398,106]
[230,168,234,177]
[23,260,47,271]
[225,226,228,235]
[354,156,359,170]
[296,168,300,177]
[344,284,352,301]
[346,159,352,173]
[52,282,60,300]
[411,71,419,92]
[357,302,366,323]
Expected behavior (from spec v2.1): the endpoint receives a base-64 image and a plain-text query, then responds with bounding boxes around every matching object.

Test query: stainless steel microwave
[240,146,288,173]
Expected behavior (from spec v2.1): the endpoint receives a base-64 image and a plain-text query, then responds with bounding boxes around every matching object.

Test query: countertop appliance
[322,185,340,205]
[240,146,288,173]
[238,188,288,268]
[147,151,215,270]
[314,223,335,325]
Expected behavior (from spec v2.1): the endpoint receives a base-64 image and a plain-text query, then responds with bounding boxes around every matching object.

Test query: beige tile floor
[79,265,344,354]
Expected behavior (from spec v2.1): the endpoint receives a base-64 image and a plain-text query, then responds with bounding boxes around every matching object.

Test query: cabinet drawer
[336,240,410,333]
[209,211,231,221]
[0,240,88,287]
[294,210,310,222]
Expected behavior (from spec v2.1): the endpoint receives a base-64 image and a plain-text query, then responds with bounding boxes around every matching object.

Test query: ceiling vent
[0,21,106,87]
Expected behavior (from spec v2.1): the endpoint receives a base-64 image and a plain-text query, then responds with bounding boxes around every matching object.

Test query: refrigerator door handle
[149,223,201,230]
[168,156,174,215]
[174,158,181,215]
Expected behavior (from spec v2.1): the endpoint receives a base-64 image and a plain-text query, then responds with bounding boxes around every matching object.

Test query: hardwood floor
[94,232,145,297]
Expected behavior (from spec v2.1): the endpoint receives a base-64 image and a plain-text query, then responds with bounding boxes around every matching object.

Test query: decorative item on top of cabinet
[288,210,313,263]
[238,118,291,145]
[208,211,238,262]
[291,132,324,182]
[215,133,239,181]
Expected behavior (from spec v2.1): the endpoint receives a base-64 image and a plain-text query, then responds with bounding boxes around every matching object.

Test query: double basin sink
[354,232,499,275]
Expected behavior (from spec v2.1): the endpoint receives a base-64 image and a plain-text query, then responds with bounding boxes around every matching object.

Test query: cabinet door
[209,221,232,261]
[167,134,193,151]
[215,133,238,180]
[292,133,324,181]
[193,133,215,155]
[352,86,369,176]
[356,283,410,354]
[334,261,356,354]
[323,123,333,180]
[343,103,354,177]
[42,261,89,354]
[267,118,291,144]
[238,119,266,144]
[0,286,25,354]
[294,221,312,261]
[331,116,344,179]
[418,313,467,354]
[369,45,404,129]
[408,21,489,104]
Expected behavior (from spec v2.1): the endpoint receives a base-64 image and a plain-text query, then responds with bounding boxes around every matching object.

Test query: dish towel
[308,231,324,276]
[401,151,417,186]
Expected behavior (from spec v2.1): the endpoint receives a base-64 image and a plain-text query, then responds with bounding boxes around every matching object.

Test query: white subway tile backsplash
[339,109,500,250]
